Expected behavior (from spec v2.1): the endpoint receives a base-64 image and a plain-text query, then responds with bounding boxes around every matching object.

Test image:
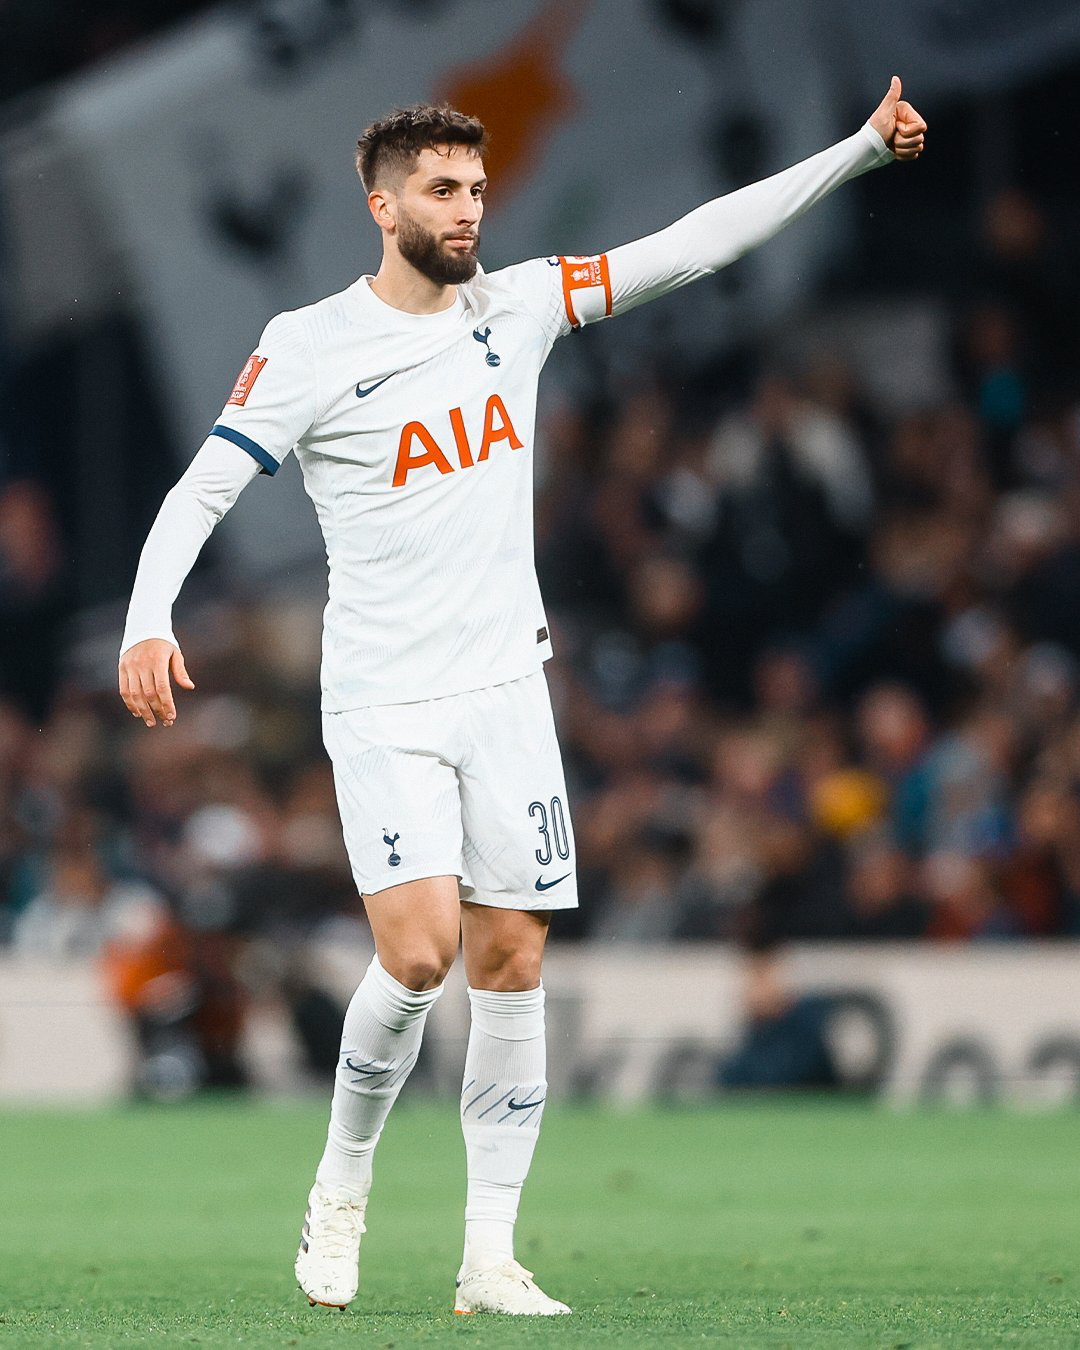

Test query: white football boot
[454,1258,571,1316]
[294,1181,366,1309]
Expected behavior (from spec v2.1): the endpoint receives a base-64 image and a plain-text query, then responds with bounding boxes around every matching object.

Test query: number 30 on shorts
[529,796,570,866]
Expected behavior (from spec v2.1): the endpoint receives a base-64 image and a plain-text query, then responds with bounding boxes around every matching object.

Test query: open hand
[869,76,927,161]
[118,638,195,728]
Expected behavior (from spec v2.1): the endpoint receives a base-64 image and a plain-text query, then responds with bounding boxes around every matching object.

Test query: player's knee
[474,947,542,992]
[384,948,455,991]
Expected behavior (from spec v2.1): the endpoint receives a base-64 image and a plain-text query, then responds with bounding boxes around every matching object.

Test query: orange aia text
[393,394,523,486]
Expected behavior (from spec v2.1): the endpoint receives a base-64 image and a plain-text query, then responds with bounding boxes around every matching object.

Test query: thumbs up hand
[869,76,927,160]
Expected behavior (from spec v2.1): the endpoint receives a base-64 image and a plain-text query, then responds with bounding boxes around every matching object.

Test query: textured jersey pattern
[211,261,576,710]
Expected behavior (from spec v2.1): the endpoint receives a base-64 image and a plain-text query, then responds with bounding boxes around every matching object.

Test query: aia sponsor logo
[393,394,523,487]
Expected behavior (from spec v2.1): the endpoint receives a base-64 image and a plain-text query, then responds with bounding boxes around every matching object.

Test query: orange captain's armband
[558,254,612,329]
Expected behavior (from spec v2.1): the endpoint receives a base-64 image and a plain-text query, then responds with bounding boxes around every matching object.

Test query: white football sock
[315,954,443,1201]
[460,984,547,1272]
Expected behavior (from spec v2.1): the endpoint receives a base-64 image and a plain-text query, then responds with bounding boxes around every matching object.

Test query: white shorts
[322,672,578,911]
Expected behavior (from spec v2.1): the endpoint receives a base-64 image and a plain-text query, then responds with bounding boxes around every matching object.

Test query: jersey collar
[349,274,478,326]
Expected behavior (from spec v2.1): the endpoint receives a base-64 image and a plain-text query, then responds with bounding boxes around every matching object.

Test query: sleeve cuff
[209,424,281,476]
[859,122,894,165]
[119,627,179,660]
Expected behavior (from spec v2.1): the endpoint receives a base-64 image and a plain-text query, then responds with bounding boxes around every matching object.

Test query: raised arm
[552,79,926,330]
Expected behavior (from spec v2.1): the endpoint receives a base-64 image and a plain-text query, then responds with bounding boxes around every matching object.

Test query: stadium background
[2,0,1080,1114]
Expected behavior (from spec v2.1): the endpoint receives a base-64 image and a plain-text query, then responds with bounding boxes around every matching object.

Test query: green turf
[0,1099,1077,1348]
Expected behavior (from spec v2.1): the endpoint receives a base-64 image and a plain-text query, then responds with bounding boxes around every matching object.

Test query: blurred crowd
[0,181,1079,1037]
[543,182,1080,946]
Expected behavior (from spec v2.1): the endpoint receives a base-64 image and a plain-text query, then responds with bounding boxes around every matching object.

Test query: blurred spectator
[593,832,685,944]
[0,482,71,724]
[843,834,930,939]
[13,847,165,960]
[103,906,250,1100]
[698,371,873,700]
[972,189,1080,390]
[718,952,840,1090]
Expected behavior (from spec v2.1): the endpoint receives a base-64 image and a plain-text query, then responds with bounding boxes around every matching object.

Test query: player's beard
[396,207,479,285]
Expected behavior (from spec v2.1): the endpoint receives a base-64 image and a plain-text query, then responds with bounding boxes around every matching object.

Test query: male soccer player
[119,79,925,1315]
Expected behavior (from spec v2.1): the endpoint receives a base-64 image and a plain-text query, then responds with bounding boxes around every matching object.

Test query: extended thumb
[884,74,901,109]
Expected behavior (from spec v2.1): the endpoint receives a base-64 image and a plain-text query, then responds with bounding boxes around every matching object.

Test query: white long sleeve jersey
[122,123,892,711]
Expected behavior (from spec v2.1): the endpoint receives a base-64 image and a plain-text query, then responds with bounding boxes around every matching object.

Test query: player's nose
[457,194,481,225]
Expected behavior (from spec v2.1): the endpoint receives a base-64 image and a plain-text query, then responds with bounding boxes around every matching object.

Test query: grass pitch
[0,1099,1077,1347]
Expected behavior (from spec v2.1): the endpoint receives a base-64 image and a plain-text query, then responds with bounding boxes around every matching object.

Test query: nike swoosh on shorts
[534,873,571,892]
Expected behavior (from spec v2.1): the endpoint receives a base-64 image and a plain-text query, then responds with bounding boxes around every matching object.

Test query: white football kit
[122,123,892,906]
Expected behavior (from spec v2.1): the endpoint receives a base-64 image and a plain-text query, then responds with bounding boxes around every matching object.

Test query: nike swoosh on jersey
[534,872,571,892]
[507,1097,546,1110]
[355,372,397,398]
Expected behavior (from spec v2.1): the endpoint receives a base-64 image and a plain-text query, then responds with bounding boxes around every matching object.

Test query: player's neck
[369,257,459,316]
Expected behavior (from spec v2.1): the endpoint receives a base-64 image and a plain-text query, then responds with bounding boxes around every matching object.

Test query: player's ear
[368,188,396,233]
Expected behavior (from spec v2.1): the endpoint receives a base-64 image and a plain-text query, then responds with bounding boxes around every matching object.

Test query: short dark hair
[356,103,488,192]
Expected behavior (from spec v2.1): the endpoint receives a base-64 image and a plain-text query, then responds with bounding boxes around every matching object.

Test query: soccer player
[119,79,926,1315]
